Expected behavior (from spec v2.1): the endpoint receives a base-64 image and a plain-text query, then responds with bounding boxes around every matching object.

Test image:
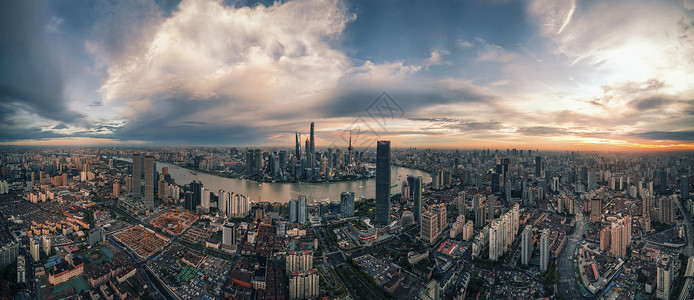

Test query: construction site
[113,225,170,259]
[150,207,198,236]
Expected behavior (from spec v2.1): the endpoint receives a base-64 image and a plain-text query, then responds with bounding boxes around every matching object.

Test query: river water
[118,158,430,203]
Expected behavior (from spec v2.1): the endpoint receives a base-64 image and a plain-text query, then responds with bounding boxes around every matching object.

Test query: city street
[558,197,589,299]
[676,198,694,256]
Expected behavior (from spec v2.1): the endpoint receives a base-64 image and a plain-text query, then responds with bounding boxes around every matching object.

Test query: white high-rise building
[521,226,532,265]
[229,193,251,218]
[289,269,319,300]
[42,235,51,256]
[540,228,550,272]
[30,238,40,261]
[488,206,519,261]
[201,188,210,212]
[286,250,313,272]
[657,255,673,299]
[489,220,502,261]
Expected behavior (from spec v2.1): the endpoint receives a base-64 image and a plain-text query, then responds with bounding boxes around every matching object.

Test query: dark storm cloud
[112,97,266,145]
[630,131,694,141]
[319,85,495,119]
[0,2,84,124]
[629,97,672,111]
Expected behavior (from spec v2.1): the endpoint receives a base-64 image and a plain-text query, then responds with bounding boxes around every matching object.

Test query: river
[118,158,430,203]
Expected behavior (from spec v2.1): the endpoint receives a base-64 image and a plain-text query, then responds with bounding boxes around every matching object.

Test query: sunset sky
[1,0,693,150]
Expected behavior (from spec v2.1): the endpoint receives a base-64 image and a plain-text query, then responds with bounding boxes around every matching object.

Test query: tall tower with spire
[348,130,353,164]
[310,122,315,156]
[309,122,315,168]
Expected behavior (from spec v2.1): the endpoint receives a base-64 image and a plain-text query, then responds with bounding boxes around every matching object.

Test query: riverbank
[116,157,431,203]
[178,164,376,184]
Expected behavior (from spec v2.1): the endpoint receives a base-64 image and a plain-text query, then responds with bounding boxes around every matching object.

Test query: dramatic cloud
[1,0,692,150]
[0,2,85,132]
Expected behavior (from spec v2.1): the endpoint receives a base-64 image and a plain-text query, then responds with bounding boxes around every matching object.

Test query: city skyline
[1,0,693,151]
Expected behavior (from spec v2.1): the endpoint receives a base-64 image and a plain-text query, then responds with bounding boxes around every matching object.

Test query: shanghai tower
[309,122,315,168]
[375,141,391,224]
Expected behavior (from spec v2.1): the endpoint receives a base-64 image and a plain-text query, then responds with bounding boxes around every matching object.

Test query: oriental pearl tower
[348,130,353,165]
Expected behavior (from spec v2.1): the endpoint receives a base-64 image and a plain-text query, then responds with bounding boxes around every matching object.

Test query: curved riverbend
[120,158,431,203]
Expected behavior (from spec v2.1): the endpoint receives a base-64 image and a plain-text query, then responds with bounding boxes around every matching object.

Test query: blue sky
[1,0,693,150]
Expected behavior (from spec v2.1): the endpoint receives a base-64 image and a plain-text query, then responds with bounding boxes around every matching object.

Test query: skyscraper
[590,196,602,222]
[309,122,315,168]
[295,132,302,160]
[682,175,690,200]
[489,220,502,261]
[30,238,40,261]
[420,210,439,244]
[474,194,486,228]
[659,196,675,224]
[219,190,229,217]
[657,255,673,300]
[624,215,632,246]
[375,141,391,224]
[487,195,495,221]
[145,154,154,210]
[411,175,423,222]
[457,191,466,216]
[491,173,500,193]
[298,195,307,224]
[535,156,542,178]
[190,181,203,211]
[132,153,141,198]
[254,149,263,171]
[246,149,254,174]
[431,203,447,231]
[521,226,532,265]
[643,195,652,217]
[610,220,626,259]
[540,228,550,272]
[600,226,611,252]
[289,200,298,223]
[201,188,210,212]
[340,192,354,218]
[401,180,410,202]
[222,223,236,246]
